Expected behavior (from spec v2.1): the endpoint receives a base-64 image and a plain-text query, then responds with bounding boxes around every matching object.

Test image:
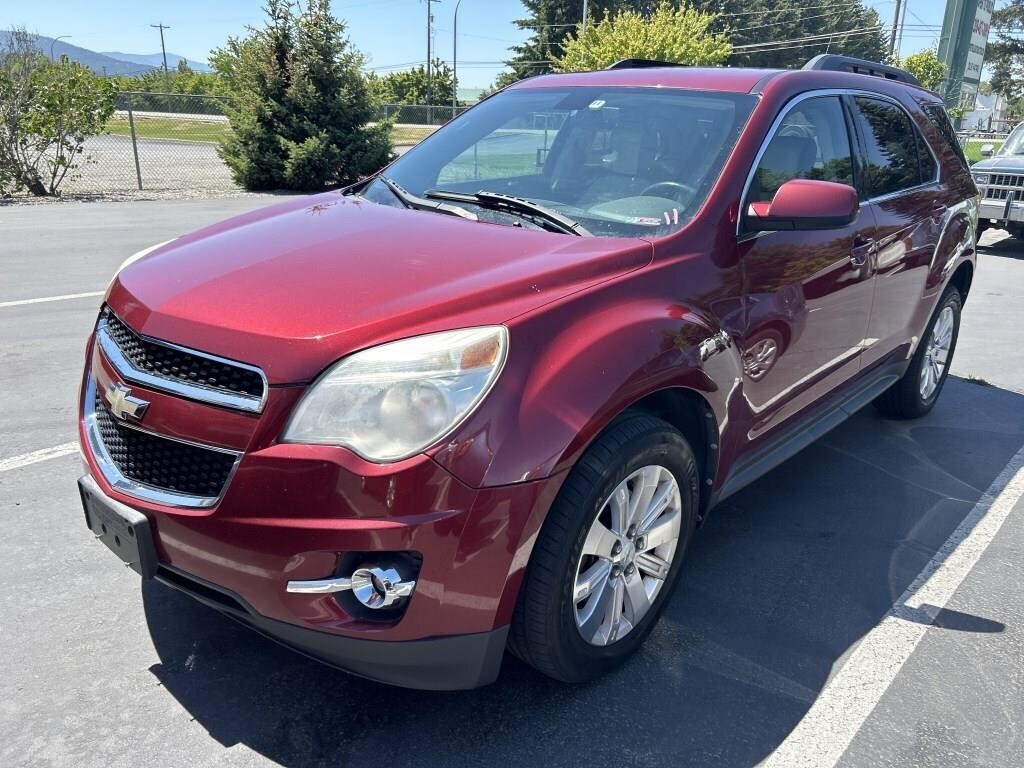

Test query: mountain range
[1,31,210,75]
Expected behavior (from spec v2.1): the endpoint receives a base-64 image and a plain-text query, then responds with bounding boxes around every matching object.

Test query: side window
[749,96,854,204]
[922,103,970,171]
[852,97,924,199]
[915,129,938,184]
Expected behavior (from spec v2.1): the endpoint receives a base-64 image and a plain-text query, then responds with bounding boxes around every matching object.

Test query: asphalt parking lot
[1,199,1022,768]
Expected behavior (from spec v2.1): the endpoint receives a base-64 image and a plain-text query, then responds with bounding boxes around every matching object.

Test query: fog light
[286,564,416,610]
[350,566,415,609]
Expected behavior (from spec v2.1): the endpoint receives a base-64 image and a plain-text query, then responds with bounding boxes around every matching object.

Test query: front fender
[431,271,743,489]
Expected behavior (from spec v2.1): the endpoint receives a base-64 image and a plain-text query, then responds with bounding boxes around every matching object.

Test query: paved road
[1,202,1022,767]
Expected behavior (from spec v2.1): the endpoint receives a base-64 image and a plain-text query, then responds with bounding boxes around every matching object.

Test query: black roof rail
[803,54,921,87]
[606,58,687,70]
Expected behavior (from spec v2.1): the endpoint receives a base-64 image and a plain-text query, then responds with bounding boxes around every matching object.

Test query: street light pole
[50,35,71,62]
[582,0,588,30]
[453,0,464,118]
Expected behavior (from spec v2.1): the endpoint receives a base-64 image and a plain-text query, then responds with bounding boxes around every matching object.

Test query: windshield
[362,86,757,238]
[998,123,1024,156]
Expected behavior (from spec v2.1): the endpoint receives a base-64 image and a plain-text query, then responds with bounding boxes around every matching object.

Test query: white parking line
[762,443,1024,768]
[0,291,104,308]
[0,442,79,472]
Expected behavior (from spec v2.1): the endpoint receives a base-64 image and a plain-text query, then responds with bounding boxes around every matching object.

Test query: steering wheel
[640,181,698,206]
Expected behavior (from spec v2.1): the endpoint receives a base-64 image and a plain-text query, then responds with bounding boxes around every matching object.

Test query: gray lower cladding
[156,563,510,691]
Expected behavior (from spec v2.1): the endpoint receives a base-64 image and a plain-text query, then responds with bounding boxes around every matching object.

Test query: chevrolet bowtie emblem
[104,382,149,422]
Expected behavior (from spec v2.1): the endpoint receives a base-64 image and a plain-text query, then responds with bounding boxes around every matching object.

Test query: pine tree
[214,0,390,191]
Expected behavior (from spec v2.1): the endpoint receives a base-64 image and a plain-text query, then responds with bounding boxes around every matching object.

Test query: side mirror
[746,178,858,232]
[980,143,995,157]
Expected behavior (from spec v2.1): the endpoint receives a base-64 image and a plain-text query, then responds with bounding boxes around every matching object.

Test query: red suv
[78,55,978,690]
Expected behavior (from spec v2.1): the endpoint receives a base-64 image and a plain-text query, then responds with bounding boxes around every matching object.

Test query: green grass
[105,116,232,143]
[391,124,438,145]
[106,116,439,148]
[964,139,1003,164]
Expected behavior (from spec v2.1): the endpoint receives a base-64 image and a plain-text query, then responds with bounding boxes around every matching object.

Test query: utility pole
[425,0,441,110]
[151,23,171,91]
[582,0,588,31]
[453,0,464,118]
[888,0,903,57]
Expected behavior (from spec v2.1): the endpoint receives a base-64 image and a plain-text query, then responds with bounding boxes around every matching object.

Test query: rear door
[736,94,874,441]
[847,95,946,369]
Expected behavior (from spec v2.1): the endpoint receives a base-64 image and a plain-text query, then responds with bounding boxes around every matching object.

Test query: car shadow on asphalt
[141,377,1024,768]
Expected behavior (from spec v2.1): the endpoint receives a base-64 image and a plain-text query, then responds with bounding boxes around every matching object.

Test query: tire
[509,414,699,683]
[874,286,962,420]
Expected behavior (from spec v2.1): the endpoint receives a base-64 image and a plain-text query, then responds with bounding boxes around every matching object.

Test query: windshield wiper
[424,189,591,236]
[378,177,478,222]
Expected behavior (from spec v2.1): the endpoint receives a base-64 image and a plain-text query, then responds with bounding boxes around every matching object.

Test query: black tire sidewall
[547,421,699,679]
[915,288,962,411]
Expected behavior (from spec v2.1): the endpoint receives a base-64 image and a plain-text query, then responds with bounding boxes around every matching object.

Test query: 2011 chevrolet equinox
[78,55,978,689]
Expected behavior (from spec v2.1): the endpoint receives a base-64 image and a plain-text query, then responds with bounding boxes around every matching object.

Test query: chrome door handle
[850,237,874,267]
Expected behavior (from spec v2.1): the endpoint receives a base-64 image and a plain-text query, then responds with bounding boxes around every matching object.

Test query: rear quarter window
[921,103,970,171]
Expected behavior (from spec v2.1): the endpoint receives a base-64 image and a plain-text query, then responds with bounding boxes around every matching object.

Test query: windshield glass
[998,124,1024,156]
[362,86,757,238]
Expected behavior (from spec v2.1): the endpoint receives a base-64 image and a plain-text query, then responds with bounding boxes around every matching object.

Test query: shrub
[213,0,391,191]
[0,28,116,197]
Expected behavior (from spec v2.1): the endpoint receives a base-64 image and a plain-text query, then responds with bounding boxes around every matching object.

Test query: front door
[736,94,875,442]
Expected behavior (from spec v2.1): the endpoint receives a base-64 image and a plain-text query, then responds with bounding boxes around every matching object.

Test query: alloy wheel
[573,465,682,646]
[920,305,954,400]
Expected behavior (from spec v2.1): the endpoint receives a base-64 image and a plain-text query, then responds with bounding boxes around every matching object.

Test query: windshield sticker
[630,217,664,226]
[588,99,606,110]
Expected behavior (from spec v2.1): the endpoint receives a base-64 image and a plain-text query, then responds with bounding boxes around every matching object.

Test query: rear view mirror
[980,143,995,157]
[746,178,858,232]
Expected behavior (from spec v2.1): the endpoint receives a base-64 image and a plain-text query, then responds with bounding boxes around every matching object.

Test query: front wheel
[509,415,699,683]
[874,286,961,419]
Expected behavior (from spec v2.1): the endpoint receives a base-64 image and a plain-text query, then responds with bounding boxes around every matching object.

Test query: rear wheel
[509,415,699,683]
[874,286,961,419]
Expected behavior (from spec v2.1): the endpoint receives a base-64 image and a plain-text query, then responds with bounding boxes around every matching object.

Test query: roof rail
[803,54,921,86]
[606,59,687,70]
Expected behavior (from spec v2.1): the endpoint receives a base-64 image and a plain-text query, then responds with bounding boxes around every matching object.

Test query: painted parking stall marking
[0,291,104,309]
[762,443,1024,768]
[0,443,79,473]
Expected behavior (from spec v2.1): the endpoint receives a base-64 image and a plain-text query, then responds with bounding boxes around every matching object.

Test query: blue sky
[0,0,948,89]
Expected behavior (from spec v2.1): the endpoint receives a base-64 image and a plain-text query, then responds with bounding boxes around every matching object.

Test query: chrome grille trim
[83,377,242,509]
[96,309,268,414]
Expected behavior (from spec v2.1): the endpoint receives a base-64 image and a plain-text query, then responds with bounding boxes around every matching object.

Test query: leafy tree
[899,50,946,91]
[0,28,115,196]
[502,0,622,84]
[554,2,731,72]
[988,0,1024,101]
[368,58,456,105]
[499,0,889,86]
[212,0,390,191]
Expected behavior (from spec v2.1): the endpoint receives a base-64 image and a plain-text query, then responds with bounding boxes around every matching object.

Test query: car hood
[107,193,652,384]
[972,155,1024,171]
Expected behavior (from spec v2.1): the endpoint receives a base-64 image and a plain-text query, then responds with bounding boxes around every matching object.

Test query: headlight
[973,173,990,185]
[282,327,508,462]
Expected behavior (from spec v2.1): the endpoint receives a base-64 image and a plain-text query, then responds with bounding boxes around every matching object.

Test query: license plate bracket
[79,476,158,579]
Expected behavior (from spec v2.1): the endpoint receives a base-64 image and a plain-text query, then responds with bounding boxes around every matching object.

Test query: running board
[713,369,901,505]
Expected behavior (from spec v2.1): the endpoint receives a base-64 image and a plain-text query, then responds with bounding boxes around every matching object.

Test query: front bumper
[979,198,1024,224]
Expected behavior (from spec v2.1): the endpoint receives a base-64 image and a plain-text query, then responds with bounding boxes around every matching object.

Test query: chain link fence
[377,103,471,126]
[62,92,238,194]
[58,96,473,195]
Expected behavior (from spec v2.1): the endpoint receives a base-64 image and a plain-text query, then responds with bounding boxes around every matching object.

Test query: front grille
[92,388,238,500]
[989,173,1024,188]
[100,308,265,400]
[982,187,1024,202]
